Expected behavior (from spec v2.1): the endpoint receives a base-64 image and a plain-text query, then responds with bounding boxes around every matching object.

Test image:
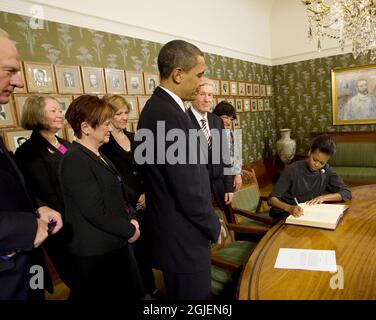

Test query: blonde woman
[100,94,160,299]
[15,95,71,289]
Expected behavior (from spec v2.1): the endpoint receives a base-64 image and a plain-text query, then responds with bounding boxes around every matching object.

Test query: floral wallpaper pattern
[273,53,376,154]
[1,11,374,163]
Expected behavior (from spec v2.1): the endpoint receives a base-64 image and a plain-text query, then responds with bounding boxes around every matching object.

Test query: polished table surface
[238,184,376,300]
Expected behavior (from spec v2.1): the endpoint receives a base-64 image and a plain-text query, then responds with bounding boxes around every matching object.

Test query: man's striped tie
[200,118,212,148]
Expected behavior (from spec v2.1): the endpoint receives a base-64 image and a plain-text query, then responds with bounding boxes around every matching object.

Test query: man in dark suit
[136,40,223,300]
[0,29,63,300]
[187,78,233,215]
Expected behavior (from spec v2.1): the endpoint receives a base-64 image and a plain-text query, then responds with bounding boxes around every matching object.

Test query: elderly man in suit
[0,28,62,300]
[137,40,223,300]
[187,78,233,219]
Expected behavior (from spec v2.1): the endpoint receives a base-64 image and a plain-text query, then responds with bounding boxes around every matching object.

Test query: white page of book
[274,248,337,272]
[288,203,346,224]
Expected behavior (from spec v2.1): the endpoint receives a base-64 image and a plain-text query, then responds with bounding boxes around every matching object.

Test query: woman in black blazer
[15,95,72,289]
[100,94,158,298]
[59,95,143,300]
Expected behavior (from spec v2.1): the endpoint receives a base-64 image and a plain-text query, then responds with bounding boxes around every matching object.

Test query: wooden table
[238,184,376,300]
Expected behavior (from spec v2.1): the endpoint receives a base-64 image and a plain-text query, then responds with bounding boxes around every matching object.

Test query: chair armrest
[227,223,269,235]
[231,208,273,225]
[211,255,240,272]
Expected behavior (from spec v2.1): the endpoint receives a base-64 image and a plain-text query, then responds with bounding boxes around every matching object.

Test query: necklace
[52,136,59,148]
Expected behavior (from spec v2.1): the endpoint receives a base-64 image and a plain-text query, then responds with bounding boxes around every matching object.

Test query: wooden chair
[230,169,273,227]
[210,206,267,299]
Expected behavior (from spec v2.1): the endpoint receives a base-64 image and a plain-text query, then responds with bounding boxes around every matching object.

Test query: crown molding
[0,0,273,66]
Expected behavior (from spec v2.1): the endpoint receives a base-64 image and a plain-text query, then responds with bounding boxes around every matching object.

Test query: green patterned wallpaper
[4,11,373,164]
[273,53,376,155]
[0,11,276,165]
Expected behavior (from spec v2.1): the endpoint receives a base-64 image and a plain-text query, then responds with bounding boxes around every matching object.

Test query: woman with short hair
[59,95,144,300]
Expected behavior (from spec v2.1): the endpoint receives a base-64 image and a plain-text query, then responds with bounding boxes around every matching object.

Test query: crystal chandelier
[301,0,376,60]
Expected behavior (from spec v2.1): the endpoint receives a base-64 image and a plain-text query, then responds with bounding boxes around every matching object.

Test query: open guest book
[285,203,349,230]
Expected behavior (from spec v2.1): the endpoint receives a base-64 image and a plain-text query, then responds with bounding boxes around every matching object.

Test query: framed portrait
[253,83,260,97]
[233,117,240,129]
[257,98,264,111]
[126,71,145,95]
[137,95,151,114]
[125,122,133,132]
[123,95,139,120]
[217,97,226,104]
[13,94,30,125]
[259,84,266,97]
[227,97,235,107]
[266,84,272,96]
[64,126,76,142]
[132,121,138,133]
[230,81,238,96]
[105,68,126,94]
[212,80,220,95]
[0,100,17,128]
[243,98,250,112]
[81,67,106,94]
[55,65,83,94]
[220,80,230,96]
[238,82,246,96]
[23,61,56,93]
[246,82,253,96]
[264,98,270,111]
[332,64,376,125]
[143,72,159,95]
[14,62,27,93]
[251,98,258,112]
[235,98,243,112]
[3,129,32,153]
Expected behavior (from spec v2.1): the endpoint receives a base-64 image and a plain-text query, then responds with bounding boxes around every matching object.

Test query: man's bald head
[0,28,24,104]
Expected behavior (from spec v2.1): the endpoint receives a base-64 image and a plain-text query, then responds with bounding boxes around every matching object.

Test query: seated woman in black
[15,95,72,289]
[268,134,352,224]
[59,95,144,300]
[100,94,159,299]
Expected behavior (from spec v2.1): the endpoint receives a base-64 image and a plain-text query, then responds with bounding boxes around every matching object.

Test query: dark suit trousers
[163,268,212,300]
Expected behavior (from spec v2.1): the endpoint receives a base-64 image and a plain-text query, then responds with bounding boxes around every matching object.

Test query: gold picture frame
[105,68,127,94]
[55,64,83,94]
[332,64,376,125]
[0,100,17,128]
[81,67,106,94]
[23,61,56,93]
[220,80,230,96]
[137,96,151,115]
[4,128,32,153]
[126,71,145,95]
[123,95,139,120]
[143,72,159,95]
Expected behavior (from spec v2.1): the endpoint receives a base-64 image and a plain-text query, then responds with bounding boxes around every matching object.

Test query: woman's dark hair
[310,134,336,156]
[65,95,113,139]
[212,101,237,120]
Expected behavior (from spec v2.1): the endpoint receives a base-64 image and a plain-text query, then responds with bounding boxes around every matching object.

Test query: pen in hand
[293,197,304,217]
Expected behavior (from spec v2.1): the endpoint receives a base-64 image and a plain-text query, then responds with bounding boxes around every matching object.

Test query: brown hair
[65,95,113,139]
[21,95,59,130]
[102,94,130,113]
[157,40,203,79]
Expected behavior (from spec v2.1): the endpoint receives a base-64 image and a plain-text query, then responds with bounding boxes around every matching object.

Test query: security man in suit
[0,28,63,300]
[136,40,224,300]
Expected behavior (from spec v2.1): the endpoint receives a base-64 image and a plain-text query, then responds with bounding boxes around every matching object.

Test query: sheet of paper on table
[274,248,337,272]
